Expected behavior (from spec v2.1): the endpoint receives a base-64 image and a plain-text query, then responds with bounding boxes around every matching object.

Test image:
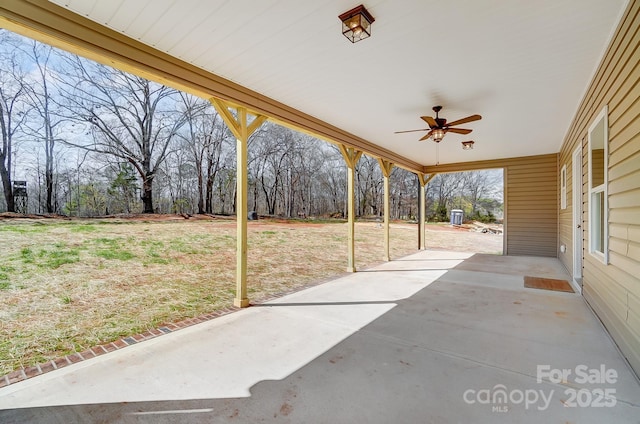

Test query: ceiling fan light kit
[339,5,375,43]
[462,140,475,150]
[432,128,445,143]
[395,105,481,161]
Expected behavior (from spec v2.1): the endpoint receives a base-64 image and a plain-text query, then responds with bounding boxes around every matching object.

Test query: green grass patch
[141,240,165,248]
[0,265,15,284]
[0,265,15,273]
[141,240,169,261]
[87,238,137,260]
[92,237,122,246]
[94,249,135,261]
[70,224,98,233]
[0,224,48,234]
[20,248,35,264]
[169,239,204,254]
[146,257,170,265]
[40,249,81,269]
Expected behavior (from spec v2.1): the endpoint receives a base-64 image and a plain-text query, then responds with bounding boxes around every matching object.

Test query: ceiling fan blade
[421,116,438,128]
[446,127,472,135]
[445,114,482,127]
[419,130,434,141]
[394,128,430,134]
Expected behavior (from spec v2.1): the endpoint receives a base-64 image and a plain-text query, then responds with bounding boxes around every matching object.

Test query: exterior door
[572,146,583,293]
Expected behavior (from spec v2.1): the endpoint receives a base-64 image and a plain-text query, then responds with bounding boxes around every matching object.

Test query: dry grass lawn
[0,216,502,375]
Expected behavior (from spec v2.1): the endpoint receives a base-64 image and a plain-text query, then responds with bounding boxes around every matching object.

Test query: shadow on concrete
[1,254,638,423]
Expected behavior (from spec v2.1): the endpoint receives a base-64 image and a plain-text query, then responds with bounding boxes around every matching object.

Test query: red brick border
[0,273,343,389]
[0,305,239,389]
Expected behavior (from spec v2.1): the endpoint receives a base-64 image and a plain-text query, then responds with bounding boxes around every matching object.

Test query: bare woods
[0,31,501,221]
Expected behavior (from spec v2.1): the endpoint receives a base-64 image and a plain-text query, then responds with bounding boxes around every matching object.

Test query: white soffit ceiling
[49,0,627,166]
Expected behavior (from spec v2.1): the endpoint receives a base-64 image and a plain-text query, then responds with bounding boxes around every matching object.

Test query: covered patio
[1,0,639,421]
[0,251,638,422]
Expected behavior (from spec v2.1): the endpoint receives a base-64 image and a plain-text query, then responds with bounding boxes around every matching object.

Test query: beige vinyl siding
[558,0,640,376]
[425,153,558,257]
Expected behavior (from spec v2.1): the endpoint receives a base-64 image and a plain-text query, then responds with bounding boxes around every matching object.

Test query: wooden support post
[378,159,394,261]
[211,98,266,308]
[340,145,362,272]
[417,173,436,251]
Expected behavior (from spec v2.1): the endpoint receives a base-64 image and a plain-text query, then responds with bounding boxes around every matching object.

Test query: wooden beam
[377,159,394,261]
[378,158,394,179]
[340,146,362,272]
[417,173,436,187]
[416,173,435,250]
[210,98,242,139]
[339,145,363,169]
[210,100,266,308]
[422,154,558,174]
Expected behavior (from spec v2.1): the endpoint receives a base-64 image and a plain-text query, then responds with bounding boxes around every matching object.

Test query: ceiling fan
[395,106,482,143]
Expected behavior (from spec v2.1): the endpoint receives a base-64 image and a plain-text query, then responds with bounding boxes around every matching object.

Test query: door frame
[572,145,583,294]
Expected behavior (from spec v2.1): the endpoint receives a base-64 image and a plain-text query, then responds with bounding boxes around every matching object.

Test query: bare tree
[288,136,325,217]
[58,57,187,213]
[2,32,505,220]
[248,123,289,215]
[355,155,383,216]
[0,31,30,212]
[318,145,346,217]
[176,93,230,214]
[462,170,503,215]
[19,40,69,213]
[390,167,418,220]
[425,173,465,220]
[215,164,236,215]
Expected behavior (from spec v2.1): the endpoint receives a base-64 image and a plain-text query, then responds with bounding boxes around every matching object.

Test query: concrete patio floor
[0,250,638,423]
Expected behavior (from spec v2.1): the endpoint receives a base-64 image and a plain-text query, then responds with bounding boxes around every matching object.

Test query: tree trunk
[196,157,205,214]
[142,175,154,213]
[0,159,14,212]
[232,185,237,214]
[45,136,54,213]
[45,167,54,213]
[253,181,259,213]
[205,176,214,214]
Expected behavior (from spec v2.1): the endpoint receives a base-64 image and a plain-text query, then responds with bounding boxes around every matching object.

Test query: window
[588,106,608,263]
[560,165,567,210]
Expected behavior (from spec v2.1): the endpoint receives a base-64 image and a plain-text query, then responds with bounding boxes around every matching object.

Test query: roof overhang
[0,0,629,173]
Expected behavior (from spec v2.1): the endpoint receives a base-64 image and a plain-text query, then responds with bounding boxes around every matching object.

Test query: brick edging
[0,276,335,389]
[0,307,240,389]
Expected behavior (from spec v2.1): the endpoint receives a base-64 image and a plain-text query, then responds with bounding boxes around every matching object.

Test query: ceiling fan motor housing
[393,105,481,143]
[433,106,446,127]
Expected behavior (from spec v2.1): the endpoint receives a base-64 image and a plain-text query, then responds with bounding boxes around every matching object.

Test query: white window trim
[587,105,608,264]
[560,164,567,210]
